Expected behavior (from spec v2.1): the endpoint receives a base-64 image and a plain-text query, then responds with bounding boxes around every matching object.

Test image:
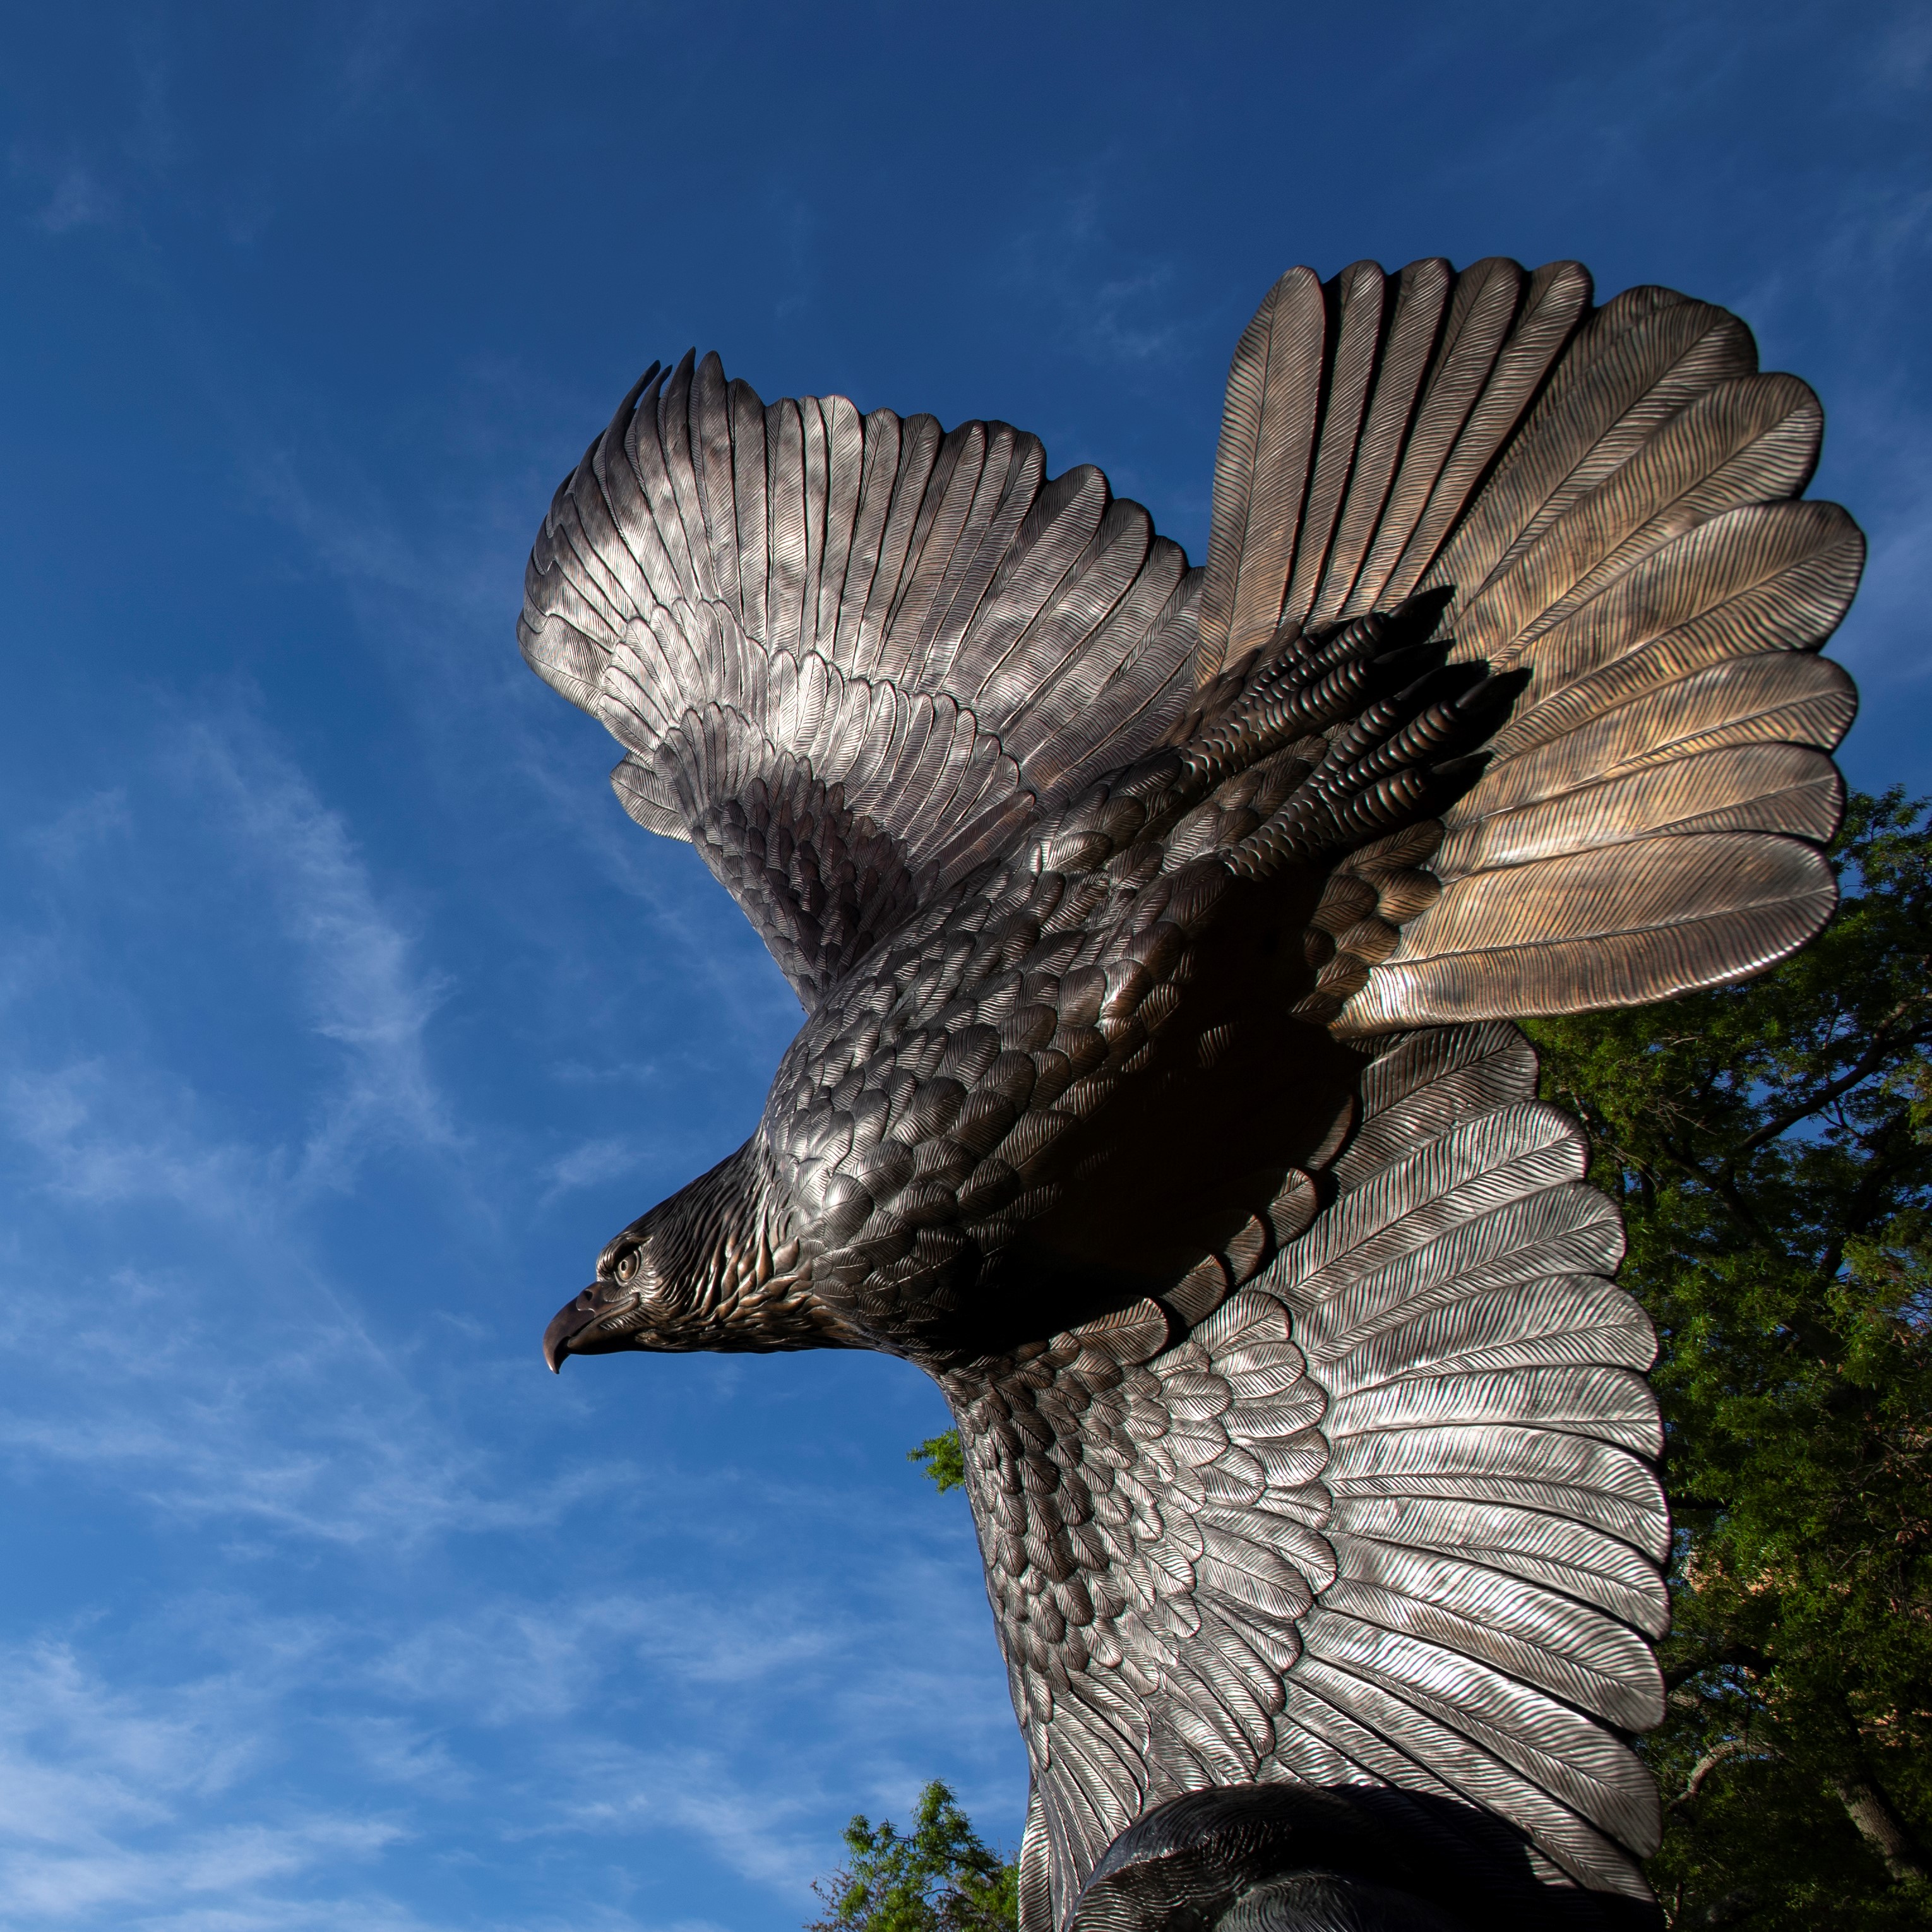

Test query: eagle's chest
[753,855,1363,1359]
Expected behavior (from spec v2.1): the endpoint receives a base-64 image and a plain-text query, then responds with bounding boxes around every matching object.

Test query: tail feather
[1309,261,1456,633]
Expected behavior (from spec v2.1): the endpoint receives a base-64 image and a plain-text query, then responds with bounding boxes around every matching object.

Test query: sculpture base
[1066,1788,1664,1932]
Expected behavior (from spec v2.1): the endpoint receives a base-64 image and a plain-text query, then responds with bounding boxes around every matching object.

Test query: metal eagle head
[543,1148,847,1364]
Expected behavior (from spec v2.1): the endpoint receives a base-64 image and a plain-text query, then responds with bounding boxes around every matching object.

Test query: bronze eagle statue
[522,258,1859,1929]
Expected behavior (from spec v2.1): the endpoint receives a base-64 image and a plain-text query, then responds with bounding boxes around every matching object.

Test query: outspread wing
[951,1022,1667,1929]
[525,261,1859,1024]
[520,355,1203,1002]
[1191,258,1859,1030]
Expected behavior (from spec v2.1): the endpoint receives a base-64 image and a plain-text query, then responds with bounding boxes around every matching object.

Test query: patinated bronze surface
[520,258,1861,1929]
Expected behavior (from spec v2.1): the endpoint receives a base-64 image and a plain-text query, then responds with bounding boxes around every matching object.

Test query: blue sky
[0,4,1924,1928]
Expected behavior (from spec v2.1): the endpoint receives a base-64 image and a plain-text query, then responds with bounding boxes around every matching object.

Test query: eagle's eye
[613,1248,642,1285]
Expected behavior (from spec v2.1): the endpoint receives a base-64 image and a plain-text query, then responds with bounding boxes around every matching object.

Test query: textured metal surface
[1064,1786,1656,1932]
[521,258,1861,1930]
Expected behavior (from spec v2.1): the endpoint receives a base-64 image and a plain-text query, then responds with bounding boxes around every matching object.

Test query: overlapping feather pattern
[960,1024,1666,1923]
[521,355,1203,998]
[1188,259,1858,1030]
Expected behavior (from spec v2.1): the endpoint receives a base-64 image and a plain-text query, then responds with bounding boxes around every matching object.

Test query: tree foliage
[808,1780,1018,1932]
[1525,788,1932,1927]
[909,1431,966,1493]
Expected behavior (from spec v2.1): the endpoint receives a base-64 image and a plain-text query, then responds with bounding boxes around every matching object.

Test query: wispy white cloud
[0,1491,1013,1925]
[0,625,1008,1932]
[19,789,131,869]
[167,712,458,1192]
[2,1061,261,1223]
[1003,179,1196,373]
[0,1638,410,1928]
[539,1135,651,1203]
[349,1559,1013,1892]
[6,704,458,1217]
[541,1735,830,1892]
[0,1254,609,1547]
[0,703,530,1549]
[27,162,117,234]
[365,1585,851,1724]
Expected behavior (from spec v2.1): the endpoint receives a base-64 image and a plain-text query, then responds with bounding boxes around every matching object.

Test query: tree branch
[1673,1738,1777,1809]
[1728,1013,1932,1161]
[1662,1646,1770,1693]
[1832,1770,1931,1884]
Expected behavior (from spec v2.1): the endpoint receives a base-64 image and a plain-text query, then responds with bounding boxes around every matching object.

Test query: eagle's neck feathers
[653,1143,855,1352]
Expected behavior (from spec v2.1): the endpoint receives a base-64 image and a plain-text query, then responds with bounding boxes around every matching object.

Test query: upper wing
[951,1020,1666,1932]
[1193,259,1859,1032]
[522,261,1859,1026]
[519,355,1202,1003]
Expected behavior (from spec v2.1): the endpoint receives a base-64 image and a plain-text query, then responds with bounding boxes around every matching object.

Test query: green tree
[909,1431,965,1493]
[1525,788,1932,1928]
[808,1779,1018,1932]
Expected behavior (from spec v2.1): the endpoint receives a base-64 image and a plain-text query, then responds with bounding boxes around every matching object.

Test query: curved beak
[542,1283,640,1373]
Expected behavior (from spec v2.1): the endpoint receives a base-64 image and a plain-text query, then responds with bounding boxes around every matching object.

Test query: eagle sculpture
[523,258,1859,1929]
